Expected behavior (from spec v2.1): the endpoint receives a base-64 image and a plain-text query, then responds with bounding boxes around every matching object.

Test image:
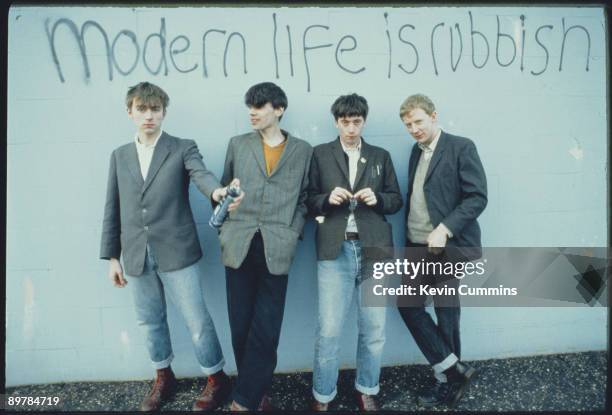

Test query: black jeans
[225,231,288,409]
[397,241,461,367]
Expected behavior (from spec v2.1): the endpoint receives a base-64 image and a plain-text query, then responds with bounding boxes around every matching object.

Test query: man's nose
[144,110,153,119]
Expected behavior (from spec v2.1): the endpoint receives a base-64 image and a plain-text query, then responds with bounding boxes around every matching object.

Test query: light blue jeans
[126,246,225,375]
[313,240,386,403]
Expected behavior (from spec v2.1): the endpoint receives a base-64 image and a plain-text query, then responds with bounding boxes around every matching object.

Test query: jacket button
[144,226,149,231]
[142,209,147,213]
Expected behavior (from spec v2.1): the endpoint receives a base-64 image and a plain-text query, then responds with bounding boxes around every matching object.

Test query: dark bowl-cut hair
[331,93,369,121]
[244,82,288,111]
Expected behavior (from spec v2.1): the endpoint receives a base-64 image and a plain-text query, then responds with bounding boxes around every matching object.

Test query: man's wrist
[438,223,453,238]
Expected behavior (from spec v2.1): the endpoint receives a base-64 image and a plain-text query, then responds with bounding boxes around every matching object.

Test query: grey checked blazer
[218,130,313,275]
[100,132,221,276]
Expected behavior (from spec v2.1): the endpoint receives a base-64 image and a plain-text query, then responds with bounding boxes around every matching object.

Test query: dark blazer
[100,132,221,276]
[307,138,403,260]
[218,130,313,275]
[406,130,487,260]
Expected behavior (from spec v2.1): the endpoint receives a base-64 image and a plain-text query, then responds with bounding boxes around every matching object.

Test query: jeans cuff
[151,352,174,369]
[432,353,458,374]
[313,386,337,404]
[355,381,380,396]
[200,358,225,376]
[434,372,448,383]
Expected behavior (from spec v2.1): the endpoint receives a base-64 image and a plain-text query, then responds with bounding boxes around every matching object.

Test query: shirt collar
[418,128,441,153]
[135,130,163,148]
[339,136,362,153]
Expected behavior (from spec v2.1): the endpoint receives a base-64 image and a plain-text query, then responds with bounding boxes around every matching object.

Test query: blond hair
[399,94,436,118]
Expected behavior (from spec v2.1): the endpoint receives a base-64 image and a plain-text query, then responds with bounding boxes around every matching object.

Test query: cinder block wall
[6,5,607,386]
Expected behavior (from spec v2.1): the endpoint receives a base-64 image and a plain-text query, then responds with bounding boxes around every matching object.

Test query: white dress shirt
[417,128,441,161]
[341,138,361,233]
[135,131,163,180]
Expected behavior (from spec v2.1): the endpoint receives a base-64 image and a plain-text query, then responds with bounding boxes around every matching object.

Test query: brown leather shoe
[192,370,232,411]
[356,392,379,411]
[140,367,177,411]
[311,399,329,411]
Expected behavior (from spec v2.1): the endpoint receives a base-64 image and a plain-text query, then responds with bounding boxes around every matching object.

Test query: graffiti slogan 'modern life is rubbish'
[45,11,593,91]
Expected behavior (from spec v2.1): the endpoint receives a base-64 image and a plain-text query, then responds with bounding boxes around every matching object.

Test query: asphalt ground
[3,350,607,413]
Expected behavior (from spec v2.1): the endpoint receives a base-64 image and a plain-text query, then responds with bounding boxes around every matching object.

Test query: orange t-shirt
[263,139,287,175]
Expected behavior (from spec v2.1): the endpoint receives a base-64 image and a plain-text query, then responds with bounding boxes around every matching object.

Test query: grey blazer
[218,130,313,275]
[100,132,221,276]
[406,130,488,260]
[307,138,403,260]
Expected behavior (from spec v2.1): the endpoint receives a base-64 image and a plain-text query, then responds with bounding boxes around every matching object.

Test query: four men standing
[101,83,486,411]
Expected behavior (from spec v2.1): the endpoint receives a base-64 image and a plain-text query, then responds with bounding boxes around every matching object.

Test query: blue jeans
[126,246,225,374]
[313,240,386,403]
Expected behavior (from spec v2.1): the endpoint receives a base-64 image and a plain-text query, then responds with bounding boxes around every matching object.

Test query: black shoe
[416,381,453,408]
[445,361,478,407]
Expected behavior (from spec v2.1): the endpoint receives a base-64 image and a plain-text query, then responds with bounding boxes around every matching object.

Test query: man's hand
[212,178,244,212]
[328,187,353,205]
[354,187,377,206]
[426,224,449,255]
[108,258,127,287]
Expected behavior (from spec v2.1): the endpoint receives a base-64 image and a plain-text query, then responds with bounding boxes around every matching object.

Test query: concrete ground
[3,351,607,412]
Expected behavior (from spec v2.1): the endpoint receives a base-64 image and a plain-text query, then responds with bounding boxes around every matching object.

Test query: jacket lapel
[246,132,267,176]
[424,130,447,183]
[268,130,297,178]
[142,132,171,194]
[125,142,145,188]
[352,138,371,190]
[407,143,422,205]
[331,138,350,185]
[405,143,422,223]
[408,144,421,188]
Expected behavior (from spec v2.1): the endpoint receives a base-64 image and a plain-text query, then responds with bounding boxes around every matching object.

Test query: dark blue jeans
[225,232,288,409]
[397,241,461,380]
